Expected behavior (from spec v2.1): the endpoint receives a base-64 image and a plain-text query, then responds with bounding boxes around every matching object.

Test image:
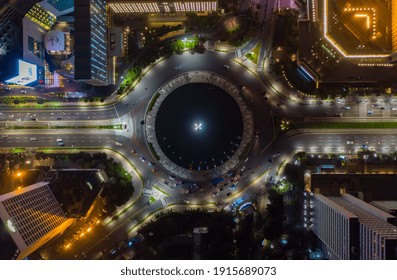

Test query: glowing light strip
[323,0,389,58]
[354,14,370,29]
[298,66,315,81]
[109,2,216,13]
[358,63,394,67]
[393,0,397,51]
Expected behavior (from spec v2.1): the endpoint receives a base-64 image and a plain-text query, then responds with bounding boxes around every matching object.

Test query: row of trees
[138,209,236,259]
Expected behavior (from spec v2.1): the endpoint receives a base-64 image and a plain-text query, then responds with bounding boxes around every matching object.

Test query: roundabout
[145,71,255,181]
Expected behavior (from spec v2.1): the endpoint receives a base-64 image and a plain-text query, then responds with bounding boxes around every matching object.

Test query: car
[367,111,373,115]
[151,169,158,173]
[347,140,354,144]
[58,141,64,146]
[31,118,37,121]
[392,107,397,111]
[148,162,155,166]
[212,192,219,197]
[174,66,181,70]
[240,166,246,172]
[344,106,350,110]
[169,175,176,180]
[269,176,274,182]
[30,137,36,141]
[255,130,260,137]
[56,138,63,142]
[372,104,380,107]
[140,120,144,125]
[244,157,249,162]
[223,65,230,69]
[115,142,123,147]
[57,117,62,120]
[268,158,273,164]
[131,150,137,155]
[139,156,146,162]
[21,90,26,93]
[362,145,368,149]
[226,192,232,197]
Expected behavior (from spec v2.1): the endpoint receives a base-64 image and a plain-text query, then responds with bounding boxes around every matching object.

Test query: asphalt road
[2,50,397,259]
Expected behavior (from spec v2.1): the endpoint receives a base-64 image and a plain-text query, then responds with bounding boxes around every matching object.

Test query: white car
[30,137,37,141]
[392,107,397,111]
[347,140,354,144]
[223,65,230,69]
[115,142,123,147]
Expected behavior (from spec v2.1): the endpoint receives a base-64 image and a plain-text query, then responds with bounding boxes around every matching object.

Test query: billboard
[5,60,38,86]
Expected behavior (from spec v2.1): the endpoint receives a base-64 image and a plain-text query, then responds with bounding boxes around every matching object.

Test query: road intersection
[1,32,397,259]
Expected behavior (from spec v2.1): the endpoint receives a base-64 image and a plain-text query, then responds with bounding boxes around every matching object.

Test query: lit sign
[5,60,38,86]
[7,219,16,233]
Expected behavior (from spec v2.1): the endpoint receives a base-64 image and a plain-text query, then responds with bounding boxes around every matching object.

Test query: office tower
[74,0,109,85]
[312,193,397,259]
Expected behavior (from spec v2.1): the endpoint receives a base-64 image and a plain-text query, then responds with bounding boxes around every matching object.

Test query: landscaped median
[297,122,397,129]
[245,42,261,64]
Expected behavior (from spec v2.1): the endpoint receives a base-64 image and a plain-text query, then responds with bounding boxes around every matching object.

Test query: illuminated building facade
[107,1,217,14]
[75,0,109,86]
[0,0,39,56]
[312,193,397,260]
[0,182,74,260]
[25,3,57,30]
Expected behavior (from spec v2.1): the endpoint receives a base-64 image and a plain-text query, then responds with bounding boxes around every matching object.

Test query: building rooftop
[311,174,397,202]
[329,194,397,238]
[0,182,68,251]
[46,0,74,13]
[323,0,392,58]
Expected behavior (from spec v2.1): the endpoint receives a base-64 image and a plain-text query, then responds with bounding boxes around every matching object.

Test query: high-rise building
[312,193,397,260]
[0,0,39,56]
[193,227,208,260]
[0,182,74,260]
[74,0,109,86]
